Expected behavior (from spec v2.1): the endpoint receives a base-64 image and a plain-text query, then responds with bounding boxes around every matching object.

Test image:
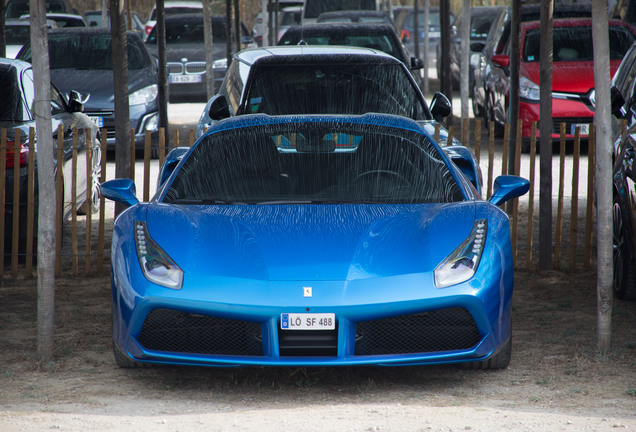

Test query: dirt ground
[1,262,635,431]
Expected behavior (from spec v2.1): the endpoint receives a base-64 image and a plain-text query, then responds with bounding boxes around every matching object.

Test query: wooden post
[569,128,580,271]
[526,122,538,269]
[97,129,107,274]
[554,123,566,269]
[84,129,93,275]
[55,126,64,276]
[11,129,21,277]
[0,129,6,276]
[474,119,482,164]
[584,126,596,268]
[487,121,495,199]
[25,127,36,274]
[144,131,151,202]
[71,129,79,276]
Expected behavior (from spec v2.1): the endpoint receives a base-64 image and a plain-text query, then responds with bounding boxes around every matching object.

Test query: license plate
[89,116,103,127]
[571,123,590,136]
[169,74,202,84]
[280,313,335,330]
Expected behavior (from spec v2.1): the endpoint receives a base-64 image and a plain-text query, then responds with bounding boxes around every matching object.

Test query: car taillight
[145,24,154,35]
[5,140,29,169]
[400,28,411,41]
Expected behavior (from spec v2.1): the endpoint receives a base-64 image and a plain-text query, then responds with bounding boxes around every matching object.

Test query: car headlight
[434,219,487,288]
[135,221,183,289]
[213,58,227,69]
[129,84,158,106]
[519,76,540,101]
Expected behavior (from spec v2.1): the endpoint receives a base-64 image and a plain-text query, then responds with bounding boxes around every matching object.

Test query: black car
[1,58,101,255]
[5,0,75,18]
[316,10,395,26]
[196,46,451,139]
[278,23,423,72]
[441,5,504,92]
[611,41,636,300]
[145,14,254,102]
[16,28,160,155]
[472,1,592,120]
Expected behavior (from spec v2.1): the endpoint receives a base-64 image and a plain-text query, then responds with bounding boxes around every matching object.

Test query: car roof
[0,57,31,71]
[235,45,402,66]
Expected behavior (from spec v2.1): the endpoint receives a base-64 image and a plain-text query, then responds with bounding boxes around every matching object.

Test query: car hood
[145,202,477,281]
[50,68,156,109]
[521,60,620,94]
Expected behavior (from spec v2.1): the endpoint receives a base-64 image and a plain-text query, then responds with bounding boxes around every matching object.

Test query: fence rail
[1,118,598,279]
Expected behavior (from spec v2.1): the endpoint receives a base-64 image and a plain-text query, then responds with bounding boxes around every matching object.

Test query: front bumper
[519,96,594,140]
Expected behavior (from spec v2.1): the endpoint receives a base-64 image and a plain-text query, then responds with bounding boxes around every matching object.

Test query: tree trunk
[31,0,56,364]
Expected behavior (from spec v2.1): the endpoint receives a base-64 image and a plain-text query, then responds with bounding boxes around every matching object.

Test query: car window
[241,63,427,119]
[5,24,31,45]
[279,33,400,59]
[163,122,463,205]
[219,59,246,115]
[20,32,151,70]
[304,0,377,20]
[146,18,227,44]
[0,65,25,121]
[21,68,35,119]
[523,24,636,62]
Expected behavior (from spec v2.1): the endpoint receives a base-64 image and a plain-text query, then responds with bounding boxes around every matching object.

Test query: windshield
[523,24,635,62]
[278,31,401,59]
[304,0,377,19]
[242,63,427,119]
[163,120,463,205]
[25,32,152,70]
[146,17,227,44]
[5,24,30,45]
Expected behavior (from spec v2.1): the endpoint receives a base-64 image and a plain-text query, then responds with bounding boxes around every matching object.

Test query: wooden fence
[1,119,598,279]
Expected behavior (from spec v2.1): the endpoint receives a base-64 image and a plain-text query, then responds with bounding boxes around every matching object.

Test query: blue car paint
[106,113,525,368]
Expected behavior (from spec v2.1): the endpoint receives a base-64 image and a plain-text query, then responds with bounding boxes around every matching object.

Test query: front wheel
[613,196,636,300]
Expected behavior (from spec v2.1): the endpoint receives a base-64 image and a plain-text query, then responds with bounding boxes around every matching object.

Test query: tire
[472,88,483,118]
[112,339,147,368]
[486,94,504,138]
[463,336,512,370]
[613,196,636,300]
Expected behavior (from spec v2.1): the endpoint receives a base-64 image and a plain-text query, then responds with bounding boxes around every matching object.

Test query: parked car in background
[441,5,504,92]
[472,1,592,119]
[85,9,146,38]
[101,112,528,369]
[486,18,636,142]
[395,6,455,68]
[20,12,87,27]
[253,0,304,46]
[276,6,303,41]
[611,42,636,301]
[611,0,636,29]
[17,28,160,155]
[4,19,57,58]
[1,58,101,256]
[5,0,75,18]
[302,0,392,24]
[196,46,450,138]
[278,23,423,73]
[145,14,254,102]
[144,0,203,39]
[316,9,394,26]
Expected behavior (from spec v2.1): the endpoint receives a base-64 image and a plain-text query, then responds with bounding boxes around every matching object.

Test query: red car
[488,18,636,142]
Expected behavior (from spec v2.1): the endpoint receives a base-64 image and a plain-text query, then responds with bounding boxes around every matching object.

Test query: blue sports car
[101,113,529,369]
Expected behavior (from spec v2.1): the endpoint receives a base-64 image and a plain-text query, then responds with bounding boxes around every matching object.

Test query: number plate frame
[280,313,335,330]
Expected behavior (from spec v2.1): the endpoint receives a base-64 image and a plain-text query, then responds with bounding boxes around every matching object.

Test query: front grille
[185,62,206,74]
[138,309,263,356]
[278,327,338,357]
[550,117,593,135]
[166,63,184,74]
[354,308,481,355]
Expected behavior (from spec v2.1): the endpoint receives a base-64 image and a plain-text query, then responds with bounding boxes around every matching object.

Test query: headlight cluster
[129,85,158,106]
[135,221,183,289]
[519,76,540,101]
[434,219,487,288]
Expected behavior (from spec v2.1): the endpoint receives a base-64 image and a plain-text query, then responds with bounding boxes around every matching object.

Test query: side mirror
[429,92,452,122]
[67,90,84,113]
[611,85,627,118]
[157,146,190,187]
[208,94,231,121]
[470,41,485,52]
[99,178,139,208]
[488,175,530,207]
[491,54,510,69]
[410,56,424,70]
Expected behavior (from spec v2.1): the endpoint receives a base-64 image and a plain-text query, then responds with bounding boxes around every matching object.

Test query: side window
[220,59,245,115]
[21,68,35,121]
